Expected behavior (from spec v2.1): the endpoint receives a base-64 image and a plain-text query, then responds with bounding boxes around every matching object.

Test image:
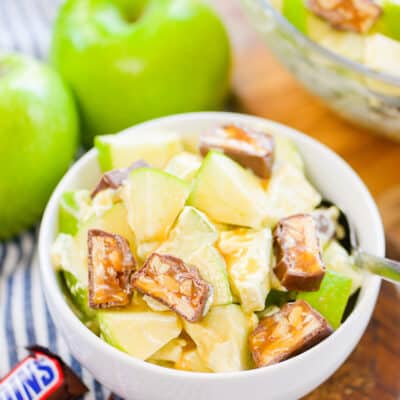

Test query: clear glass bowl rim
[253,0,400,87]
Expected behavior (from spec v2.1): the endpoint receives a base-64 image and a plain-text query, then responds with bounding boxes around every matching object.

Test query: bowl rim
[39,111,384,381]
[253,0,400,87]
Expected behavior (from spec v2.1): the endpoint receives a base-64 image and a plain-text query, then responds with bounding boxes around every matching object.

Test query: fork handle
[354,250,400,284]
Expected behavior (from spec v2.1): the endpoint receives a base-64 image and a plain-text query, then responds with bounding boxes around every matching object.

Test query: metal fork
[348,216,400,285]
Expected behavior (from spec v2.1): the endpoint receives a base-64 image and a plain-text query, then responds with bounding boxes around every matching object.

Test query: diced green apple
[308,18,365,63]
[183,305,257,372]
[218,228,272,312]
[188,151,268,228]
[164,152,202,182]
[297,270,352,329]
[157,206,232,305]
[58,190,91,235]
[55,203,135,288]
[175,348,211,372]
[149,338,187,363]
[282,0,308,34]
[95,131,183,171]
[374,0,400,41]
[98,306,182,360]
[63,270,97,322]
[52,233,98,324]
[274,136,304,172]
[264,163,321,226]
[323,240,363,294]
[188,245,233,305]
[122,168,190,243]
[364,34,400,95]
[157,206,218,258]
[282,0,364,62]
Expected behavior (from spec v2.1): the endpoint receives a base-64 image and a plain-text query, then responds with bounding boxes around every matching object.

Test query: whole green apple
[51,0,231,147]
[0,54,79,239]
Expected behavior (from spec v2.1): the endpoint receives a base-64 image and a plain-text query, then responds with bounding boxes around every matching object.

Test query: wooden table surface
[214,1,400,398]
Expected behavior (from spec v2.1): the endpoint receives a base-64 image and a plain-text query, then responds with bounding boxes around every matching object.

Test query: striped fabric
[0,1,112,398]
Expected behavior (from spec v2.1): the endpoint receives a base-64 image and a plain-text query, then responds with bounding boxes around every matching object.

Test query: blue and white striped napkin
[0,2,113,398]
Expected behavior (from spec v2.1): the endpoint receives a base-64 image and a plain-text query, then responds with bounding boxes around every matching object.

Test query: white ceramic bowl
[39,112,384,400]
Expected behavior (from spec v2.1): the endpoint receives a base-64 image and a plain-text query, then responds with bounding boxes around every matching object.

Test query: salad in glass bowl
[51,123,363,373]
[241,0,400,140]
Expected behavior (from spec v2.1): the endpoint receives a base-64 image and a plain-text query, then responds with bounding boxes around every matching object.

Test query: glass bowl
[241,0,400,141]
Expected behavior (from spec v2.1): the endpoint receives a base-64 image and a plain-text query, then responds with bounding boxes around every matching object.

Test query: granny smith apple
[51,0,231,147]
[0,54,79,239]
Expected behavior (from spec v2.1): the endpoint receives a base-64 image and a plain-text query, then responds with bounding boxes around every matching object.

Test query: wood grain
[214,1,400,398]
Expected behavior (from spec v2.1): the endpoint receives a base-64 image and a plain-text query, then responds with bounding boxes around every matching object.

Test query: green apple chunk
[218,228,272,313]
[189,245,233,306]
[95,131,183,171]
[188,151,268,228]
[282,0,308,34]
[374,0,400,41]
[158,206,218,257]
[122,168,190,243]
[308,18,365,63]
[98,306,182,360]
[52,233,97,323]
[264,163,321,226]
[149,338,187,363]
[63,270,97,322]
[51,0,231,146]
[323,241,363,295]
[75,202,136,283]
[274,136,304,172]
[282,0,364,62]
[364,34,400,95]
[297,270,352,329]
[164,152,202,182]
[54,203,135,288]
[58,190,91,235]
[0,54,78,239]
[157,206,233,305]
[175,349,211,372]
[183,305,258,372]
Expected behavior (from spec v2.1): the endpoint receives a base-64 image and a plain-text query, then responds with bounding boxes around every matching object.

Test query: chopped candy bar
[91,160,149,198]
[88,229,136,308]
[131,253,212,322]
[249,300,332,367]
[199,124,274,178]
[308,0,381,33]
[273,214,326,291]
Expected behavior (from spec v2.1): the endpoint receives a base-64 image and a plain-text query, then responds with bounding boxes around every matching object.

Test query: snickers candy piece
[249,300,332,367]
[0,345,88,400]
[308,0,381,33]
[131,253,211,322]
[273,214,325,291]
[199,124,274,178]
[88,229,136,309]
[91,160,149,198]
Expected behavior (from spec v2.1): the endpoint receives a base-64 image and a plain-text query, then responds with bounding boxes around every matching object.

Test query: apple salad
[52,124,363,372]
[272,0,400,78]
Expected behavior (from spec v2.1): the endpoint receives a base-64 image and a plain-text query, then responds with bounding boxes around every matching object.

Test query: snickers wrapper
[0,346,88,400]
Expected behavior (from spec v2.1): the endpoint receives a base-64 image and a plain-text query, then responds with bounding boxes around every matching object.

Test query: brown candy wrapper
[0,345,88,400]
